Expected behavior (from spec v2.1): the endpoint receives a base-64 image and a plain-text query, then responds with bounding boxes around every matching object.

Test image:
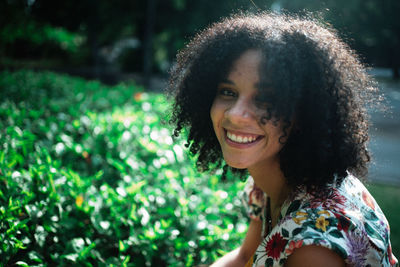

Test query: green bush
[0,70,248,266]
[1,20,83,52]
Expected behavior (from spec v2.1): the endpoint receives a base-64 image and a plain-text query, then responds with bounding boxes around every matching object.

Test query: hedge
[0,70,247,266]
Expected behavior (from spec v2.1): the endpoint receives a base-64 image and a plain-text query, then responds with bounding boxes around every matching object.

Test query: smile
[226,130,262,144]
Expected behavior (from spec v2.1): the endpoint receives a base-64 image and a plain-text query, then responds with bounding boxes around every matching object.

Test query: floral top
[243,175,398,267]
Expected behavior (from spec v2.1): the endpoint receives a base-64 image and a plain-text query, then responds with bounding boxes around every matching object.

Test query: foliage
[322,0,400,74]
[0,20,84,53]
[0,70,248,266]
[2,0,399,77]
[367,183,400,258]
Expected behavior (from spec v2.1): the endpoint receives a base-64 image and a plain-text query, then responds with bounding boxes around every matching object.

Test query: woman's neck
[248,159,290,225]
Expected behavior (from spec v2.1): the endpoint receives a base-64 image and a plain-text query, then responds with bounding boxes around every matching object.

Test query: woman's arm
[284,245,345,267]
[210,219,262,267]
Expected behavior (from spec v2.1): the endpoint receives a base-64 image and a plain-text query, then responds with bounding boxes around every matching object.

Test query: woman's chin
[224,160,248,170]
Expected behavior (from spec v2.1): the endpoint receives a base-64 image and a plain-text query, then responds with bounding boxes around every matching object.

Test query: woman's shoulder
[281,175,388,226]
[269,175,398,266]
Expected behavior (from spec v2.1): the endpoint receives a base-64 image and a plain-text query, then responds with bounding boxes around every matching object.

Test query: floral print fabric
[243,175,398,267]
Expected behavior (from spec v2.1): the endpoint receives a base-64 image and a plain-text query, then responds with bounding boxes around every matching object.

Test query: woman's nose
[225,100,254,123]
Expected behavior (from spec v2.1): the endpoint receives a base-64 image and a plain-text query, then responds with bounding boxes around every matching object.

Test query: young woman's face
[210,49,285,170]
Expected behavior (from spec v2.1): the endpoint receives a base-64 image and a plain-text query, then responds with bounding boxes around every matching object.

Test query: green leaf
[79,242,96,259]
[0,151,5,164]
[364,210,379,221]
[121,255,131,266]
[282,228,289,238]
[7,158,17,168]
[15,261,29,267]
[328,229,344,239]
[63,254,78,262]
[108,158,126,173]
[286,200,301,215]
[119,240,127,252]
[292,227,302,236]
[126,180,146,195]
[364,222,383,241]
[94,170,104,180]
[330,242,348,258]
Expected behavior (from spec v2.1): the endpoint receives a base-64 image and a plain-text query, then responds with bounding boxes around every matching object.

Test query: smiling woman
[210,50,285,171]
[168,12,398,267]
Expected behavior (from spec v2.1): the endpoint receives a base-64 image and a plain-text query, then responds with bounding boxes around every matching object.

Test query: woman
[168,12,398,266]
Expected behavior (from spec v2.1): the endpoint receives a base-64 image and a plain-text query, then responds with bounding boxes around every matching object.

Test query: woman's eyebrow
[218,79,235,85]
[218,80,260,90]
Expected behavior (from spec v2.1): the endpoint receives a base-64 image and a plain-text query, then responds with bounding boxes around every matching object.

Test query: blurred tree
[277,0,400,79]
[1,0,142,80]
[1,0,259,77]
[29,0,141,78]
[0,0,82,61]
[1,0,398,80]
[322,0,400,79]
[143,0,157,87]
[150,0,260,71]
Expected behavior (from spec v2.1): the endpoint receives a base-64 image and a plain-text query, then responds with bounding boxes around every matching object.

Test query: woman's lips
[224,129,263,147]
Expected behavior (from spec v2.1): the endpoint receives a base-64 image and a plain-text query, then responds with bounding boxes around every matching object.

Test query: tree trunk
[393,67,399,80]
[87,0,101,80]
[390,46,400,80]
[143,0,157,88]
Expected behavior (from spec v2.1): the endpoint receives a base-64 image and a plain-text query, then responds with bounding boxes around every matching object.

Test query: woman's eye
[218,88,236,97]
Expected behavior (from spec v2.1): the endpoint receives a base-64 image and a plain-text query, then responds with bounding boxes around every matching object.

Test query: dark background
[1,0,399,87]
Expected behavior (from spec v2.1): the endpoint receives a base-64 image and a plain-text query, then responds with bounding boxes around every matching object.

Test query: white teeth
[227,131,258,144]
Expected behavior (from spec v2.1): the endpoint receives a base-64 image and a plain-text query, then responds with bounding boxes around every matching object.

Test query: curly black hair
[168,12,379,192]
